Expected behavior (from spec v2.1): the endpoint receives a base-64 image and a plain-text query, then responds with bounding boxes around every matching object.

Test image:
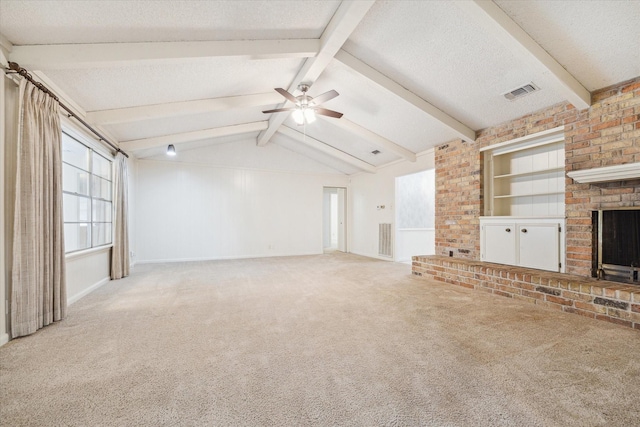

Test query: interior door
[518,223,560,271]
[482,223,516,265]
[337,188,346,252]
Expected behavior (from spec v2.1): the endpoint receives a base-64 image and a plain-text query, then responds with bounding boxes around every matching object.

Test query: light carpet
[1,253,639,426]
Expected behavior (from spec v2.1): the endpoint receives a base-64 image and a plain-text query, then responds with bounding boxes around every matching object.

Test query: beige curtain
[110,153,130,279]
[11,79,66,338]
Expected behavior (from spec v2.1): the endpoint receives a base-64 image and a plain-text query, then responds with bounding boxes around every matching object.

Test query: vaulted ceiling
[1,1,638,174]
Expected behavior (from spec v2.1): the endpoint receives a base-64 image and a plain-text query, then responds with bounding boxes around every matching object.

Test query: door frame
[323,187,347,253]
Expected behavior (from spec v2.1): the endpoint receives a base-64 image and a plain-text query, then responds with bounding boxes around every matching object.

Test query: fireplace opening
[593,209,640,284]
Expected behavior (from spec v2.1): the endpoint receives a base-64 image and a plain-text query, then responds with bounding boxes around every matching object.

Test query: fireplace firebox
[593,209,640,284]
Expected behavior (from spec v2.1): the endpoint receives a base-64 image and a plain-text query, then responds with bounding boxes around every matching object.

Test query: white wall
[349,150,435,260]
[0,77,5,346]
[127,156,137,267]
[1,76,10,345]
[135,159,348,262]
[66,249,111,305]
[322,188,333,249]
[2,76,19,345]
[396,230,435,262]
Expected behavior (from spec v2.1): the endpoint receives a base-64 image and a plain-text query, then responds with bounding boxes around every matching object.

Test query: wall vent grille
[379,223,393,257]
[503,83,540,100]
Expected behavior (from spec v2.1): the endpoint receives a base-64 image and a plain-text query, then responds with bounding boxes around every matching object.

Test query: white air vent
[378,223,393,258]
[503,83,540,100]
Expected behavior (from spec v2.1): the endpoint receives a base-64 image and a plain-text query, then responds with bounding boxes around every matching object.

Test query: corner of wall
[434,138,481,260]
[1,52,6,346]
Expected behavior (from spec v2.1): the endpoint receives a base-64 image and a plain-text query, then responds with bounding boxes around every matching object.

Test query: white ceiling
[1,0,638,175]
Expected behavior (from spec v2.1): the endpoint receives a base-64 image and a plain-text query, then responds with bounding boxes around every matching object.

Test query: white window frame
[62,129,114,254]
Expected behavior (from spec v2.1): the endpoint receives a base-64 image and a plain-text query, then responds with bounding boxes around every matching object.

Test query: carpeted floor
[1,253,639,426]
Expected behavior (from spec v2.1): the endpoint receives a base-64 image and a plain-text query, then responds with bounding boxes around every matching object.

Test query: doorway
[323,187,346,252]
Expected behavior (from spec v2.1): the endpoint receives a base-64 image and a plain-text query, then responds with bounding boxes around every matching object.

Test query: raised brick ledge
[412,255,640,330]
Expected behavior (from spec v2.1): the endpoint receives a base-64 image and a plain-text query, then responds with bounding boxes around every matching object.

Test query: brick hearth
[413,255,640,330]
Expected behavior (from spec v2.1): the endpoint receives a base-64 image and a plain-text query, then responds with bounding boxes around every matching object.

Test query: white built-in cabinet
[480,127,566,272]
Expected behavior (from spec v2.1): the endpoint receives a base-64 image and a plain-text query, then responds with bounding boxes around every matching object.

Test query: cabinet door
[482,223,516,265]
[518,223,560,271]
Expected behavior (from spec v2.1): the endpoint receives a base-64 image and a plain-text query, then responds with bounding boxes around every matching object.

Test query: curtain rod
[5,61,129,158]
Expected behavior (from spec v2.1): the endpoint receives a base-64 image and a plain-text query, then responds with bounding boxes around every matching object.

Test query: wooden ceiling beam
[321,116,417,162]
[9,39,320,69]
[335,49,477,143]
[277,126,376,173]
[257,1,376,146]
[87,92,283,125]
[120,121,268,152]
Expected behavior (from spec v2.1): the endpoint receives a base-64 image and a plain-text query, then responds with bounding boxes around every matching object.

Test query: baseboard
[136,251,322,264]
[67,276,110,305]
[0,332,9,347]
[349,250,395,262]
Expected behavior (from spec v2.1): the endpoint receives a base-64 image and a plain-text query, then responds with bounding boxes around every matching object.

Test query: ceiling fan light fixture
[304,108,316,124]
[292,109,304,125]
[263,86,343,124]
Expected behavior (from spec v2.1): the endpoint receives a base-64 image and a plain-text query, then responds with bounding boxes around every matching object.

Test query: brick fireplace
[435,76,640,277]
[591,208,640,284]
[420,77,640,329]
[564,79,640,278]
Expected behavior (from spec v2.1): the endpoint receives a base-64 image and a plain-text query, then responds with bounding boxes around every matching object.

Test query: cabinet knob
[521,228,528,233]
[505,228,511,232]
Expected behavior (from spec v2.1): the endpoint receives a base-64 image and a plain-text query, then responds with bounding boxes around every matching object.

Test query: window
[62,131,113,253]
[396,169,435,230]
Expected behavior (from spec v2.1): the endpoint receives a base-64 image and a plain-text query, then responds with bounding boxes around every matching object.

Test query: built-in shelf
[494,191,564,199]
[494,166,564,179]
[480,127,567,273]
[567,162,640,183]
[483,127,565,217]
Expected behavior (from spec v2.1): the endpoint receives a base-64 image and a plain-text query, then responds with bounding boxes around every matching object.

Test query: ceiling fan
[262,84,343,125]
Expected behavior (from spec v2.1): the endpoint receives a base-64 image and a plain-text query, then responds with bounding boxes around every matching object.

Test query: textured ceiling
[43,57,303,111]
[343,0,568,130]
[1,0,638,175]
[495,0,640,90]
[105,109,269,142]
[0,0,341,44]
[144,137,345,175]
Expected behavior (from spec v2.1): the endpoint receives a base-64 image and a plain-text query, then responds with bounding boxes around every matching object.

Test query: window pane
[64,223,91,252]
[63,164,90,196]
[92,176,112,201]
[92,223,112,246]
[92,200,112,222]
[62,131,113,253]
[397,169,435,229]
[62,134,89,171]
[92,152,112,180]
[63,194,91,222]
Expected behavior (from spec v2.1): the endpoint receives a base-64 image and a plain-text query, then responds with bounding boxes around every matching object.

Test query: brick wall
[434,139,481,259]
[435,76,640,277]
[434,102,576,260]
[564,78,640,276]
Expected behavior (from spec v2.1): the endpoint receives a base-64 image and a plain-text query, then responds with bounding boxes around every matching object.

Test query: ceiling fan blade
[313,107,343,119]
[262,107,296,114]
[275,88,299,104]
[311,89,339,105]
